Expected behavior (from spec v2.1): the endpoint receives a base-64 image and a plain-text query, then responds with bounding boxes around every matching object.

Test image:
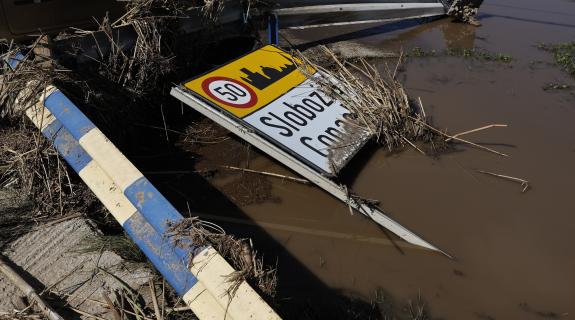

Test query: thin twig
[69,307,108,320]
[477,170,530,193]
[219,165,310,184]
[446,124,508,142]
[149,280,163,320]
[160,104,169,143]
[408,116,509,157]
[402,136,426,155]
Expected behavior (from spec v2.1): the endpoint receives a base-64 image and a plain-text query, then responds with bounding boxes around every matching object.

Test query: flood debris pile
[0,126,100,223]
[296,45,513,162]
[167,217,278,301]
[446,0,483,26]
[0,41,69,120]
[296,46,443,159]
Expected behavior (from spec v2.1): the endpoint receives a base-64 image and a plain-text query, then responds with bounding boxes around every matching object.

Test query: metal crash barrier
[266,1,448,44]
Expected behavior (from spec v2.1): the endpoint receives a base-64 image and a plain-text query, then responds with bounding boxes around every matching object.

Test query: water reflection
[440,22,477,49]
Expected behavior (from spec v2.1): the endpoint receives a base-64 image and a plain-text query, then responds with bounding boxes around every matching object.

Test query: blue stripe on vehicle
[43,90,95,140]
[42,119,92,173]
[124,213,198,295]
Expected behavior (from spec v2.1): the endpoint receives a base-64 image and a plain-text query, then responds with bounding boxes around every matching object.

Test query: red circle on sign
[201,76,258,109]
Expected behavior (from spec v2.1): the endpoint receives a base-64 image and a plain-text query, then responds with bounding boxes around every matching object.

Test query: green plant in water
[410,47,513,63]
[446,48,512,62]
[409,47,437,57]
[538,42,575,77]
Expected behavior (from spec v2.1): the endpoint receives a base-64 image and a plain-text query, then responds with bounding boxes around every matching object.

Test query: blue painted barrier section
[43,121,92,173]
[44,90,96,140]
[39,118,198,296]
[124,177,184,229]
[42,89,200,261]
[124,214,198,295]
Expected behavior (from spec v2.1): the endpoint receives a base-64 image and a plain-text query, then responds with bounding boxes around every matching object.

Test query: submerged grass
[409,46,513,63]
[538,42,575,78]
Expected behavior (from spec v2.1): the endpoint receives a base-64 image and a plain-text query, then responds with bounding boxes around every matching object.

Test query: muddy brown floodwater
[174,0,575,319]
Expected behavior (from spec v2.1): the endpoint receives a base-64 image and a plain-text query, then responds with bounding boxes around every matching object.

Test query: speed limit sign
[201,77,258,109]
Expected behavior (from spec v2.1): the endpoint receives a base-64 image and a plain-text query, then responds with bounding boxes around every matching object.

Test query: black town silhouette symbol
[240,54,297,90]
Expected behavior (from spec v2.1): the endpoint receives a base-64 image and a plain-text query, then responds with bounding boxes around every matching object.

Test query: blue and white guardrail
[10,61,280,318]
[25,104,229,319]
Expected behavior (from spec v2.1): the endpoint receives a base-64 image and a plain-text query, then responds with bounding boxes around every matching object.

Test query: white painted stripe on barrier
[78,161,137,226]
[76,160,231,319]
[183,282,231,320]
[191,247,281,320]
[26,105,136,226]
[25,103,57,132]
[79,128,144,191]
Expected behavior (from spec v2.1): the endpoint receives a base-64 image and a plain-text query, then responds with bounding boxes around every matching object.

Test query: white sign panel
[179,45,370,175]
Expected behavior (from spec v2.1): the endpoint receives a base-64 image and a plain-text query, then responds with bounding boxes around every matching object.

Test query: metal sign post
[171,45,450,258]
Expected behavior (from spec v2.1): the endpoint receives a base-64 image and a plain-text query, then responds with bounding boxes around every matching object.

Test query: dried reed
[166,218,277,302]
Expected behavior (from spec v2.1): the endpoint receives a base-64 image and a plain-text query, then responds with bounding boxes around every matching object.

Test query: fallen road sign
[171,45,450,258]
[181,45,370,176]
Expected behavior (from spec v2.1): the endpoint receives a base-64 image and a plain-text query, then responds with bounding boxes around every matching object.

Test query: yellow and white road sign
[172,46,447,257]
[182,45,369,175]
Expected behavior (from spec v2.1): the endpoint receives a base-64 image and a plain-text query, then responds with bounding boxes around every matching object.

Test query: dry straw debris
[294,46,441,158]
[293,45,509,160]
[166,217,277,301]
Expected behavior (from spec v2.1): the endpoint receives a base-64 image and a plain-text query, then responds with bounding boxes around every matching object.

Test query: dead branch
[0,254,64,320]
[149,280,163,320]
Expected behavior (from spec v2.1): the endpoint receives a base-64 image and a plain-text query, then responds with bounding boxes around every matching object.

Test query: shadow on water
[478,13,575,28]
[294,17,443,51]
